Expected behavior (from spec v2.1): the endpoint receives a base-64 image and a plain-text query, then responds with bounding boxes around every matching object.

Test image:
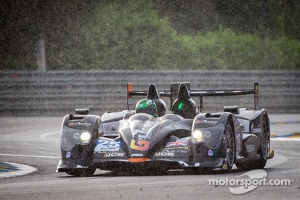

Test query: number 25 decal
[130,139,149,151]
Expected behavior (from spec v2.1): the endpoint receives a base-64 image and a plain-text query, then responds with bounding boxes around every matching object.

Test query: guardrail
[0,70,299,116]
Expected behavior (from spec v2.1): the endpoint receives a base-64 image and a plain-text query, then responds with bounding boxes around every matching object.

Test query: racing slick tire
[221,121,236,172]
[66,166,96,177]
[236,116,270,170]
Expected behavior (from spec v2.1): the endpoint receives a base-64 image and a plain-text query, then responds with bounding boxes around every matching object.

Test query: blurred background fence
[0,70,299,116]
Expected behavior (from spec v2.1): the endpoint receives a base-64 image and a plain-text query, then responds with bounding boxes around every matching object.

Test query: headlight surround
[192,130,203,140]
[191,124,225,148]
[80,131,91,144]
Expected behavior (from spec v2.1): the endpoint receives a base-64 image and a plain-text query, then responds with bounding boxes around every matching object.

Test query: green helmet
[135,99,158,117]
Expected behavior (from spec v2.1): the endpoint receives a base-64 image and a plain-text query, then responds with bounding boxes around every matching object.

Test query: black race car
[57,82,274,176]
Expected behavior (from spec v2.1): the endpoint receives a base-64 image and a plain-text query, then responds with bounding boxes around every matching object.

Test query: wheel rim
[226,125,235,167]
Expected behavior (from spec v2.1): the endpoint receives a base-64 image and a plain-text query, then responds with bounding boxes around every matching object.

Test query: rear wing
[127,81,260,112]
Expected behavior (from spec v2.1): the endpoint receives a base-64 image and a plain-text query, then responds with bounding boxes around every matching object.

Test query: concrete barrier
[0,70,299,116]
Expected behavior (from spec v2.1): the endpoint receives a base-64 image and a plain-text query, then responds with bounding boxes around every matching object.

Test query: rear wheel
[236,116,270,170]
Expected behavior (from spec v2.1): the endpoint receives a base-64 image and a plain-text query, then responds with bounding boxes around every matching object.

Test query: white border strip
[271,138,300,141]
[0,153,60,159]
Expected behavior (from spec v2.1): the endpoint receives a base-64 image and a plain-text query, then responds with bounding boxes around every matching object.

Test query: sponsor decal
[129,128,151,151]
[208,149,214,156]
[155,149,188,157]
[94,139,121,153]
[201,120,217,125]
[131,153,144,157]
[66,152,71,158]
[155,152,175,157]
[103,121,119,136]
[194,120,201,125]
[163,146,188,150]
[68,122,91,128]
[176,149,189,153]
[104,152,124,157]
[166,138,189,147]
[130,139,149,151]
[246,144,255,152]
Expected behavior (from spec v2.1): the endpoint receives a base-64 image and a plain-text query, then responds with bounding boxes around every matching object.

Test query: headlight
[192,130,203,139]
[80,131,91,144]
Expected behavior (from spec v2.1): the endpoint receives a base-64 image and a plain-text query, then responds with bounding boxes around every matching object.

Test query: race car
[56,82,274,176]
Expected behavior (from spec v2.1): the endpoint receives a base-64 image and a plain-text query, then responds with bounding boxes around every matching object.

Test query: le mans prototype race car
[57,82,274,176]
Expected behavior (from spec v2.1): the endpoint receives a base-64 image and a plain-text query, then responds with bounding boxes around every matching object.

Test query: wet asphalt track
[0,116,299,200]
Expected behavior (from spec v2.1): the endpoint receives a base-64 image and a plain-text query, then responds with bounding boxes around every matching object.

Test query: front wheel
[221,122,235,172]
[252,117,270,169]
[66,166,96,177]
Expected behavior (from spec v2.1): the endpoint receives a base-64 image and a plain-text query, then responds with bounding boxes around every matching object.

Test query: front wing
[57,136,227,172]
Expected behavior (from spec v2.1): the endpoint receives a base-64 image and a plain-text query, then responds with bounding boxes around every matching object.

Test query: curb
[270,120,300,125]
[0,162,37,178]
[271,133,300,141]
